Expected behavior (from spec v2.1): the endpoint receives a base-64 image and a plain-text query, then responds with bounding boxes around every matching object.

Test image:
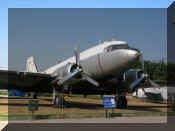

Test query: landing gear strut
[33,93,38,99]
[52,87,65,107]
[115,80,128,109]
[116,93,128,109]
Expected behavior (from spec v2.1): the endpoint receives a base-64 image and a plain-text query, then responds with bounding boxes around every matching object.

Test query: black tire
[117,96,128,109]
[55,96,60,107]
[33,93,37,99]
[122,96,128,109]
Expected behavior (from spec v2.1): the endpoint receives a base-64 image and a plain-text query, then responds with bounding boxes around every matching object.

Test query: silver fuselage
[45,41,141,82]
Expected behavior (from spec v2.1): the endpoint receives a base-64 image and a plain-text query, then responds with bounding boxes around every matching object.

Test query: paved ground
[10,116,167,123]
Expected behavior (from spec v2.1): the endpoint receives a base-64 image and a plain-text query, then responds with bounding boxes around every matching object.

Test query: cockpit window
[104,44,129,52]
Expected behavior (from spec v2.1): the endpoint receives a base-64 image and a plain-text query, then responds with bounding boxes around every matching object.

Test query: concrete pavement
[10,116,167,124]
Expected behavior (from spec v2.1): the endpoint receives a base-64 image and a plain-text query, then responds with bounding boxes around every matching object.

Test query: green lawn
[0,112,8,121]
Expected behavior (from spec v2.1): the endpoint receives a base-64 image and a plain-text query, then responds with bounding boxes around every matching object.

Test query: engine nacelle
[62,63,81,77]
[125,69,143,84]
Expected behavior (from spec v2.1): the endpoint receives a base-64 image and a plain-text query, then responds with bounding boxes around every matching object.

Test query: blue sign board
[102,96,116,108]
[8,89,26,97]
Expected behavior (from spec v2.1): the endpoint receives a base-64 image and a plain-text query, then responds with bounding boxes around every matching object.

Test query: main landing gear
[115,80,128,109]
[116,92,128,109]
[52,87,65,107]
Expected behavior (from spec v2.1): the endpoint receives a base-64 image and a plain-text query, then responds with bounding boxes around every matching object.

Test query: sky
[8,8,167,70]
[168,3,175,62]
[0,0,174,8]
[0,0,174,68]
[0,8,8,67]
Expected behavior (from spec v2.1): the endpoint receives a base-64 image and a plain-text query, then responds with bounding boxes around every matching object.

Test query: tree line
[133,60,175,85]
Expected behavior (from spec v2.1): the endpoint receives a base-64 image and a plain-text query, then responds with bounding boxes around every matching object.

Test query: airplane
[0,40,142,108]
[126,69,168,103]
[132,86,168,103]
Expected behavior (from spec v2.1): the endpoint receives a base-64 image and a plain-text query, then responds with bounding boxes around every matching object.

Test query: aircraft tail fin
[26,56,38,73]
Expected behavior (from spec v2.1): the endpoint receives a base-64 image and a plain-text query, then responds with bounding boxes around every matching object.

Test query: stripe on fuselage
[97,54,104,74]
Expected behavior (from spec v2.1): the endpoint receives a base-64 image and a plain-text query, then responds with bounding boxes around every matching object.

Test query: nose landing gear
[116,93,128,109]
[115,80,128,109]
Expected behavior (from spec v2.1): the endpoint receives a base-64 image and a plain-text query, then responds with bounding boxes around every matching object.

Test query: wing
[0,70,54,91]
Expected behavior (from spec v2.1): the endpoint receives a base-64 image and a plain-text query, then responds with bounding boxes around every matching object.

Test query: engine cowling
[62,63,82,77]
[125,69,143,84]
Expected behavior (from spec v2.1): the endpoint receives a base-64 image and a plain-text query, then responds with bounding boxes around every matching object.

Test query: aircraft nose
[129,49,141,58]
[97,48,141,75]
[126,48,141,62]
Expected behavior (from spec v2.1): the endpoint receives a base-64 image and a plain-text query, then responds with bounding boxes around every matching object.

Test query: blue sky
[9,8,166,70]
[0,8,8,67]
[0,0,174,68]
[0,0,174,8]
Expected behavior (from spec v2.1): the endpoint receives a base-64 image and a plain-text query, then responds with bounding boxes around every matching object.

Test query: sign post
[28,99,39,120]
[102,96,116,118]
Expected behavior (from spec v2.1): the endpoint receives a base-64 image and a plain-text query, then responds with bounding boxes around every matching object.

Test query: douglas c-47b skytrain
[0,40,143,108]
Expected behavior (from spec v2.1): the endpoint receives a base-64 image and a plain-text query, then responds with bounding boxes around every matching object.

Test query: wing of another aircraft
[0,70,54,91]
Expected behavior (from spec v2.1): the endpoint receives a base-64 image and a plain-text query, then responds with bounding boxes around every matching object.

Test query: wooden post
[31,110,34,120]
[105,109,108,118]
[111,108,114,117]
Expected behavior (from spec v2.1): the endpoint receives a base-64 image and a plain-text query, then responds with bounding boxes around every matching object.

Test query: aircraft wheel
[122,96,128,109]
[55,96,60,107]
[33,93,37,99]
[117,96,128,109]
[54,94,64,107]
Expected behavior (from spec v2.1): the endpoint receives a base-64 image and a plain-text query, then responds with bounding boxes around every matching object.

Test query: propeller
[140,52,144,72]
[74,44,80,66]
[82,73,99,87]
[52,44,99,87]
[58,67,82,85]
[73,44,99,87]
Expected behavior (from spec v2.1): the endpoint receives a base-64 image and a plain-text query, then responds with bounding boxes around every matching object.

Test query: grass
[8,111,168,120]
[0,90,8,96]
[70,94,101,99]
[0,112,8,121]
[2,95,168,120]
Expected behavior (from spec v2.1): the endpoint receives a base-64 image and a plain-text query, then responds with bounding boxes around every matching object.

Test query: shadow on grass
[127,105,167,112]
[3,97,168,113]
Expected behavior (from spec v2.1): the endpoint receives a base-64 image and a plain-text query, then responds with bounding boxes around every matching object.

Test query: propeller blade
[140,52,144,72]
[51,76,61,84]
[82,74,99,87]
[52,68,82,86]
[141,87,146,93]
[58,68,82,85]
[130,76,145,92]
[74,44,80,66]
[148,79,159,87]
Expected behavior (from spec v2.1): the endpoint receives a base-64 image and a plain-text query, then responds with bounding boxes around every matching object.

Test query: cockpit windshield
[104,44,129,52]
